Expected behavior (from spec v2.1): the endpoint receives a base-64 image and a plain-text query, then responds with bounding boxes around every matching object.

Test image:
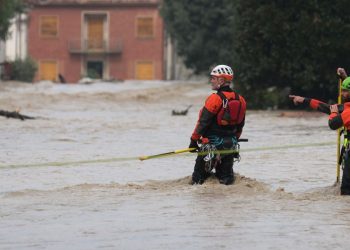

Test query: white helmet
[210,65,234,81]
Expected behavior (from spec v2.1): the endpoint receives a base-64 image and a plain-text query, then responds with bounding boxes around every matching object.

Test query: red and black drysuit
[190,85,246,185]
[302,98,350,195]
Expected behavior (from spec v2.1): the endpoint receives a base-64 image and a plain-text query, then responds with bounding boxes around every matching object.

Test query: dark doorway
[87,61,103,79]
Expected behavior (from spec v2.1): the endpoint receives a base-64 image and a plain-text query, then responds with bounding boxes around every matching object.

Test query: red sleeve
[204,94,222,113]
[309,99,323,110]
[329,112,338,119]
[329,108,350,130]
[191,94,222,140]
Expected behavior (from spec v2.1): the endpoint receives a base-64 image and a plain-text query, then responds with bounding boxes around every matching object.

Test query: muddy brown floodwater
[1,81,349,250]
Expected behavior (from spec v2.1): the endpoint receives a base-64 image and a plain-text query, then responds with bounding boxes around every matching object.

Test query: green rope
[0,141,335,169]
[0,156,139,169]
[241,141,335,152]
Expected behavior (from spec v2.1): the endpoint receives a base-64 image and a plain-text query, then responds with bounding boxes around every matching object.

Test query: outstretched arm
[289,95,331,114]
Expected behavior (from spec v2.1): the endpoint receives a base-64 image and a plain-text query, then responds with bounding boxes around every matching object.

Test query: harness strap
[217,91,241,123]
[339,145,345,165]
[340,129,349,166]
[217,91,240,102]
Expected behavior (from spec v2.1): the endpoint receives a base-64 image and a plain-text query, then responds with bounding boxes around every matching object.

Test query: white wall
[0,41,5,80]
[5,13,28,61]
[0,41,4,62]
[164,34,206,81]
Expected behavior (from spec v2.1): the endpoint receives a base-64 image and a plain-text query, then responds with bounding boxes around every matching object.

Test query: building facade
[26,0,164,82]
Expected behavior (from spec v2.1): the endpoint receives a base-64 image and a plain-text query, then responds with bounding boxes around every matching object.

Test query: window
[135,61,154,80]
[40,16,58,38]
[136,17,154,38]
[40,61,58,81]
[86,15,104,49]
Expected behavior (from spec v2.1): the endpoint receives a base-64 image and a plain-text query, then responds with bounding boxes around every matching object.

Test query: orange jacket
[191,86,246,140]
[329,103,350,130]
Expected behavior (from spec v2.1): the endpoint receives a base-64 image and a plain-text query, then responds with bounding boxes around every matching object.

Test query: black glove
[188,138,199,152]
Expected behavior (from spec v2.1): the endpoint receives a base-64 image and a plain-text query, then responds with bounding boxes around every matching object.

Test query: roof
[25,0,160,7]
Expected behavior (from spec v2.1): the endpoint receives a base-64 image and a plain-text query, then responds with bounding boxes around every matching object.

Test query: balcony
[68,39,122,55]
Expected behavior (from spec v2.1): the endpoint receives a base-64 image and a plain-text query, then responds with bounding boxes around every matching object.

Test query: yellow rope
[0,141,335,169]
[337,78,343,183]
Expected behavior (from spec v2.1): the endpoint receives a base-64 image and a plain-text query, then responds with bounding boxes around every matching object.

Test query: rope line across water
[0,141,336,169]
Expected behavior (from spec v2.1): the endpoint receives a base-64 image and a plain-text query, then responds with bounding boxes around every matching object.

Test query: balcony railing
[68,39,122,55]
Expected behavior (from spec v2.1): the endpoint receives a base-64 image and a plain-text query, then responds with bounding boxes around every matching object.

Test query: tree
[232,0,350,108]
[0,0,24,40]
[161,0,350,108]
[160,0,235,73]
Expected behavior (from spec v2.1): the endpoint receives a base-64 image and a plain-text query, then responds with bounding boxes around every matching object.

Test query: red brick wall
[28,5,164,82]
[109,7,164,80]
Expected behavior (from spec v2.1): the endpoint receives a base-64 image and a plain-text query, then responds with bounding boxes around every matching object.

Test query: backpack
[216,91,246,126]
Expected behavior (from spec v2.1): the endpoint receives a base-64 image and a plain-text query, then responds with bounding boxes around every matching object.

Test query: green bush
[11,57,38,82]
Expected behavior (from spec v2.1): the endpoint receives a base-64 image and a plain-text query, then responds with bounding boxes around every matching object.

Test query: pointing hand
[289,95,305,105]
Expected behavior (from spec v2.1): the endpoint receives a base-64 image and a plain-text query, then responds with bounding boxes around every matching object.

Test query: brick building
[26,0,165,82]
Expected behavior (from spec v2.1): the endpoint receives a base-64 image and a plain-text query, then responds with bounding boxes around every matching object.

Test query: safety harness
[200,136,241,173]
[340,129,350,168]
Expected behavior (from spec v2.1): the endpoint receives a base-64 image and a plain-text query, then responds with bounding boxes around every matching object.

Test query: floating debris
[172,105,192,116]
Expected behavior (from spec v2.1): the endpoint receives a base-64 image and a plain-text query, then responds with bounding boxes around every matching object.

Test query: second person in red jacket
[289,68,350,195]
